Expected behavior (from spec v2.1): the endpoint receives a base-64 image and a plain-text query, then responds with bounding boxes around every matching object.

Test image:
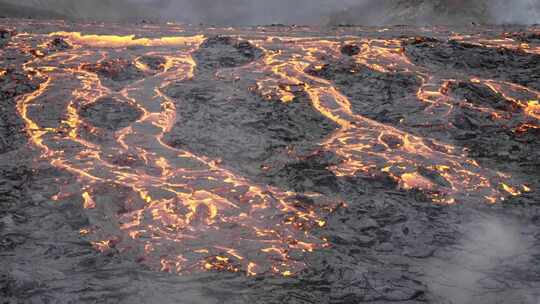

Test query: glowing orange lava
[16,32,336,277]
[13,28,534,278]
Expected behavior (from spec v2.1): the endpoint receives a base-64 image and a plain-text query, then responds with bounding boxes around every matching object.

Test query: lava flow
[15,31,336,277]
[9,23,538,279]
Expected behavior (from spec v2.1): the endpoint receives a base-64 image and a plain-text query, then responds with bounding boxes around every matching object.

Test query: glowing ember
[400,172,436,191]
[525,100,540,119]
[82,191,96,209]
[501,183,521,196]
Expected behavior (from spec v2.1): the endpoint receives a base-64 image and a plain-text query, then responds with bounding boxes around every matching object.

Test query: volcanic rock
[138,55,167,71]
[48,37,71,51]
[81,59,145,89]
[506,32,540,43]
[448,81,517,112]
[0,69,43,153]
[79,97,143,131]
[269,155,340,194]
[2,19,540,304]
[305,60,423,126]
[340,44,361,56]
[194,36,263,71]
[405,39,540,91]
[0,28,14,47]
[164,36,337,177]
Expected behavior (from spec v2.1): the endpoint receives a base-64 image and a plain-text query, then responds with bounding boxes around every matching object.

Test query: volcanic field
[0,19,539,303]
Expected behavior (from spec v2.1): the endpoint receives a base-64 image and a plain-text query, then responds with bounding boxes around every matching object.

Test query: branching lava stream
[5,21,538,288]
[17,31,336,277]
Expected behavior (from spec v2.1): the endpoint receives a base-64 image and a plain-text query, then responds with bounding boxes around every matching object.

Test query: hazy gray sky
[1,0,539,25]
[152,0,361,25]
[137,0,540,25]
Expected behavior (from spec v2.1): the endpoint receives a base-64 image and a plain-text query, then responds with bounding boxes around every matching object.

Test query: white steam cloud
[490,0,540,24]
[423,215,539,303]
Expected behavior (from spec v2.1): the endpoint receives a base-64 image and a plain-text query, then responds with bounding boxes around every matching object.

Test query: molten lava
[11,25,537,278]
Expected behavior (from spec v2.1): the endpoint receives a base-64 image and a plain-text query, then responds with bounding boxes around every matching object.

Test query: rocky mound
[164,36,338,177]
[80,97,143,131]
[404,38,540,90]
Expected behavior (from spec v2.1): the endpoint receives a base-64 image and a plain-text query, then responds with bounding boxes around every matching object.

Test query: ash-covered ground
[0,19,540,304]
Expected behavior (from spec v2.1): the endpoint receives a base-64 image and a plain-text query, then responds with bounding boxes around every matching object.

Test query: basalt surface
[0,20,539,304]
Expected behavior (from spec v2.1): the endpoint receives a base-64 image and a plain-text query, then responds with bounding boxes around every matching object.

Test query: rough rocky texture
[306,61,423,127]
[47,36,70,51]
[193,36,263,70]
[81,59,146,90]
[446,80,540,183]
[80,97,143,131]
[0,20,539,304]
[0,27,45,153]
[138,55,167,72]
[304,37,540,194]
[448,80,518,112]
[164,36,338,176]
[506,31,540,43]
[405,39,540,91]
[340,44,361,56]
[0,70,39,154]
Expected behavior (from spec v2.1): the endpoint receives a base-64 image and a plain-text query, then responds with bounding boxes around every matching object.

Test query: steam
[0,0,539,25]
[132,0,540,25]
[489,0,540,24]
[154,0,363,25]
[424,215,539,303]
